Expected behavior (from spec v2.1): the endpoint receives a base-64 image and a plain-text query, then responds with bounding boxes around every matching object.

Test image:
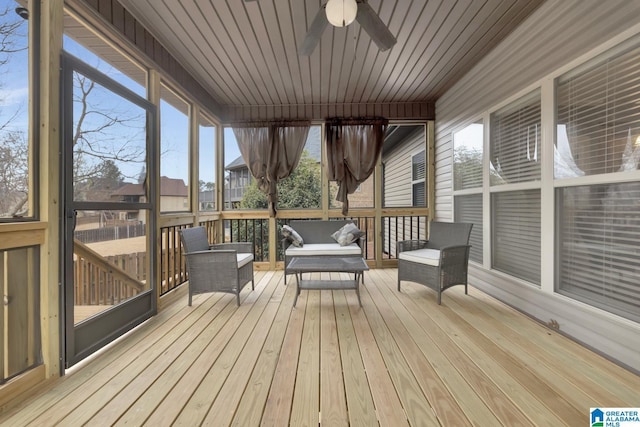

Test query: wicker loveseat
[179,226,254,306]
[397,222,473,304]
[282,220,364,284]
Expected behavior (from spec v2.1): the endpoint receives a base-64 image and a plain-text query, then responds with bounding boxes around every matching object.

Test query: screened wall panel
[492,190,541,285]
[454,194,483,263]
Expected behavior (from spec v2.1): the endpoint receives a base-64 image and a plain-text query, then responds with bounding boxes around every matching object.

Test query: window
[453,122,483,191]
[198,114,216,212]
[453,121,484,263]
[454,194,483,264]
[490,90,541,185]
[492,190,541,284]
[411,150,426,207]
[557,183,640,322]
[0,2,33,219]
[160,83,190,212]
[490,92,541,285]
[556,40,640,178]
[555,37,640,322]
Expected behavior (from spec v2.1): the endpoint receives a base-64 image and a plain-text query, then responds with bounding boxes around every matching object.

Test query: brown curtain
[325,117,388,215]
[233,121,310,217]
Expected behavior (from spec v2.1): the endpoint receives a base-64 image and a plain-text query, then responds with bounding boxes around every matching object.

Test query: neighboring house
[199,189,215,211]
[110,176,188,220]
[224,155,252,208]
[109,181,147,222]
[225,126,333,207]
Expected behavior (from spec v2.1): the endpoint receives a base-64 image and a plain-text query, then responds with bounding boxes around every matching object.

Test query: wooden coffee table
[286,256,369,307]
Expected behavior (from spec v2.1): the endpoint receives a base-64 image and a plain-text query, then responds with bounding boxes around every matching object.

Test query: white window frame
[411,149,426,207]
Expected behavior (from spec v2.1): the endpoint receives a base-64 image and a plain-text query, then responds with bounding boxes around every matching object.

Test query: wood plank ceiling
[116,0,545,121]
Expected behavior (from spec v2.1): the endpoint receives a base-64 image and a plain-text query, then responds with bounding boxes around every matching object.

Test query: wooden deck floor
[2,269,639,426]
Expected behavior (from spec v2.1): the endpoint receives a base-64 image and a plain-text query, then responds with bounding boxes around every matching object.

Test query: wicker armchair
[397,222,473,304]
[179,227,254,306]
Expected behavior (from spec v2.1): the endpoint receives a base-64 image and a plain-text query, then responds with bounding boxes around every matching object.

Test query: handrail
[73,239,146,292]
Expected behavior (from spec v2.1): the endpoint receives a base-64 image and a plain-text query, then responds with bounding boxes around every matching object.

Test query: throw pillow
[282,224,304,247]
[331,222,364,247]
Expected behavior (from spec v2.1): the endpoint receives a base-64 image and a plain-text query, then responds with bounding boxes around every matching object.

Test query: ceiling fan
[244,0,397,56]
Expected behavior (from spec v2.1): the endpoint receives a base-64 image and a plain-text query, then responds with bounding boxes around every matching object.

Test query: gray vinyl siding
[382,129,427,256]
[383,130,424,208]
[434,0,640,371]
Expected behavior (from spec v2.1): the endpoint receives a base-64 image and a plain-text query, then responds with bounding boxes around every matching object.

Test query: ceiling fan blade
[356,2,397,51]
[298,5,329,56]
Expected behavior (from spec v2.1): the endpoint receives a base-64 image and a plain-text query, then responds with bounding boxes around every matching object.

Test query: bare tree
[71,72,145,201]
[0,6,25,66]
[0,130,28,216]
[0,5,28,217]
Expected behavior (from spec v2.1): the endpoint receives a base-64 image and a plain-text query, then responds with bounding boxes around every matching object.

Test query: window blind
[412,151,426,207]
[492,190,541,285]
[412,181,426,207]
[557,183,640,323]
[557,41,640,176]
[412,151,425,181]
[454,194,483,263]
[490,90,541,185]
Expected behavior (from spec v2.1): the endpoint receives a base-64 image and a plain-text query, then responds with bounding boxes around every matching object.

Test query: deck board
[1,269,638,426]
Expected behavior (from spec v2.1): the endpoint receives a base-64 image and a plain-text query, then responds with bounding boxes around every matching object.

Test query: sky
[453,122,483,153]
[0,1,29,132]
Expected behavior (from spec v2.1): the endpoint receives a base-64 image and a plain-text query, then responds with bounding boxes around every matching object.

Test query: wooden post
[40,0,64,379]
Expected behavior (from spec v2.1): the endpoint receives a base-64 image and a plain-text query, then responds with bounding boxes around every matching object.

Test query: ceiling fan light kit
[325,0,358,27]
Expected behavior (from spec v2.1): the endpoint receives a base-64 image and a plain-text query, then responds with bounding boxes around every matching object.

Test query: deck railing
[159,224,189,296]
[73,239,146,305]
[382,215,428,258]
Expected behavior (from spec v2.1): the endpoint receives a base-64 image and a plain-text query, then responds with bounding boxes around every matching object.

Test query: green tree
[239,151,321,209]
[453,146,483,189]
[234,151,321,260]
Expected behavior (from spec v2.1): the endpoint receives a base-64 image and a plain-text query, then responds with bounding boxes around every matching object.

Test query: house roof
[111,176,188,197]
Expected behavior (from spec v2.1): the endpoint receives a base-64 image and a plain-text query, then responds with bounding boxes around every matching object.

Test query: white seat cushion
[237,253,254,268]
[285,243,361,256]
[398,248,440,267]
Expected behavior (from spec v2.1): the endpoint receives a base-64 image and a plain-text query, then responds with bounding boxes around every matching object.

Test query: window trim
[410,149,426,207]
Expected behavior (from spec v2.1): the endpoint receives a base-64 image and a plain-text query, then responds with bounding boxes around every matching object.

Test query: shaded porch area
[2,269,637,426]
